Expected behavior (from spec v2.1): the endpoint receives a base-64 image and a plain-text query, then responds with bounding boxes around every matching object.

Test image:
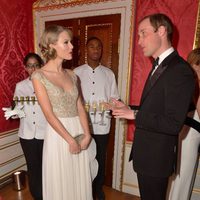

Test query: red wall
[127,0,199,141]
[0,0,36,133]
[0,0,199,136]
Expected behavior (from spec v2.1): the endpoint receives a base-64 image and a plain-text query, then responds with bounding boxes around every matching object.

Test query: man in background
[74,37,119,200]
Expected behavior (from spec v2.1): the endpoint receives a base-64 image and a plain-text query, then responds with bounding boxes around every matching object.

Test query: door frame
[33,0,134,191]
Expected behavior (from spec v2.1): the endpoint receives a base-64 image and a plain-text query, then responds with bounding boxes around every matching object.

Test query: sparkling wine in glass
[91,100,98,124]
[99,100,106,126]
[20,96,24,105]
[84,101,90,113]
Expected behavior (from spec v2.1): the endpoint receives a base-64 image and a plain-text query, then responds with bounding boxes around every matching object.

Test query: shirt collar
[157,47,174,65]
[86,63,101,70]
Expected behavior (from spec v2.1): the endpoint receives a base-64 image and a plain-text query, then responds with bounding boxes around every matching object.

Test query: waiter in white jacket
[13,53,46,200]
[74,36,119,200]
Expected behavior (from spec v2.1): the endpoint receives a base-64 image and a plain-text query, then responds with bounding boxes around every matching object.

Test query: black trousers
[137,173,168,200]
[92,134,109,196]
[20,138,43,200]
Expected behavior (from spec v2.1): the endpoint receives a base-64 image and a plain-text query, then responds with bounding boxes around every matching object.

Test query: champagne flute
[99,100,106,126]
[106,98,116,119]
[84,101,90,113]
[91,100,98,124]
[13,96,19,105]
[25,96,30,104]
[12,96,18,109]
[20,96,24,105]
[31,96,35,105]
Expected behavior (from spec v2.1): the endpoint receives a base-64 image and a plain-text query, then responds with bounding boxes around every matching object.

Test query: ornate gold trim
[193,0,200,49]
[33,0,111,11]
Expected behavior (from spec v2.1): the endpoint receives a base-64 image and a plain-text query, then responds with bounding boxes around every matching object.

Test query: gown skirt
[168,110,200,200]
[42,116,98,200]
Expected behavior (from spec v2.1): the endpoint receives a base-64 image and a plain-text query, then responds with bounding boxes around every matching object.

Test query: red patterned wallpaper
[0,0,198,137]
[0,0,36,133]
[127,0,199,141]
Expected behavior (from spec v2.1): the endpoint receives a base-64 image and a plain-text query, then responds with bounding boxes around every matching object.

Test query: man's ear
[158,25,166,37]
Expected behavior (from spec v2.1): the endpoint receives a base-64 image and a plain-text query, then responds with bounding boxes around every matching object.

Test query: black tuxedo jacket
[129,51,195,178]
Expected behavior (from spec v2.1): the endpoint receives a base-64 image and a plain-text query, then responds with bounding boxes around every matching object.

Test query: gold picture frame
[193,0,200,48]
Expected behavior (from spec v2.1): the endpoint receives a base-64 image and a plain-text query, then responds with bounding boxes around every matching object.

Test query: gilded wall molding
[193,0,200,49]
[33,0,111,11]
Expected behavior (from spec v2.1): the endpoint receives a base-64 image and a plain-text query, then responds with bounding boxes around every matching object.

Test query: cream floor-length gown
[32,71,98,200]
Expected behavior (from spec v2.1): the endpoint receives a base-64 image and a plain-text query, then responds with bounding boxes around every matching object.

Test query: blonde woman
[32,25,97,200]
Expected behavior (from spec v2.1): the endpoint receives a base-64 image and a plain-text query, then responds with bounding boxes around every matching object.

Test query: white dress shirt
[14,78,47,139]
[152,47,174,75]
[74,64,119,135]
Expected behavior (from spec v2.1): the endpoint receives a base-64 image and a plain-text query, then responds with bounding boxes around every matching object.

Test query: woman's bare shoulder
[31,69,45,80]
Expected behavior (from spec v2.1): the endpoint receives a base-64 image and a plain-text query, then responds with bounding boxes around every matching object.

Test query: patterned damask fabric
[127,0,198,142]
[0,0,36,133]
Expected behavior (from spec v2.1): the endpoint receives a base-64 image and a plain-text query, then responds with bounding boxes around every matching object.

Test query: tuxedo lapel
[150,63,168,88]
[141,70,154,101]
[141,51,178,105]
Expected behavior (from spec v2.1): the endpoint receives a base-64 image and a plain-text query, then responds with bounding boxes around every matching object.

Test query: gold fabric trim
[33,0,111,11]
[193,0,200,49]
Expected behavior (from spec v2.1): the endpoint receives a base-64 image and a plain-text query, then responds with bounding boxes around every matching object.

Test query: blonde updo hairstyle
[39,25,72,62]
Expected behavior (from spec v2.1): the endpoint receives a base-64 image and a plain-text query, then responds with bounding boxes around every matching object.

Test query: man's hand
[112,105,135,119]
[105,98,135,120]
[104,98,125,110]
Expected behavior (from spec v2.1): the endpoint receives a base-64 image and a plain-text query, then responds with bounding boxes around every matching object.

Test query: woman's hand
[69,139,81,154]
[80,134,91,150]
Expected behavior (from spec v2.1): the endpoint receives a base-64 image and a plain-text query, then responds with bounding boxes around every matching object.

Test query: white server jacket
[14,78,47,139]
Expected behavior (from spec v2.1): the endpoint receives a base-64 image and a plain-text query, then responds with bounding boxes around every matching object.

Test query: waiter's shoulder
[100,65,115,74]
[16,78,30,88]
[73,64,87,74]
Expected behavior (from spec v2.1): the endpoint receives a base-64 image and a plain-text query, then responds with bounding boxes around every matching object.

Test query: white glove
[2,107,12,120]
[2,107,12,112]
[2,105,25,120]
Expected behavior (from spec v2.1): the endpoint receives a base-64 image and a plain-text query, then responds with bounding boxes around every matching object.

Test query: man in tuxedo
[110,13,195,200]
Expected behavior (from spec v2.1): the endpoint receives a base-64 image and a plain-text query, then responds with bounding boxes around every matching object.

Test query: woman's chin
[65,55,72,60]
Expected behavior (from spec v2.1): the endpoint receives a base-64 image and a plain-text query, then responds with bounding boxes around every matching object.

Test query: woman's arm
[32,78,80,154]
[77,95,91,150]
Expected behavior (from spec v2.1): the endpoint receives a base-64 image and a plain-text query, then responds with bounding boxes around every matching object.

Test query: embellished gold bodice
[31,71,79,118]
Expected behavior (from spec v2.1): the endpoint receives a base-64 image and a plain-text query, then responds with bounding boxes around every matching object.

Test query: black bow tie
[152,57,159,69]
